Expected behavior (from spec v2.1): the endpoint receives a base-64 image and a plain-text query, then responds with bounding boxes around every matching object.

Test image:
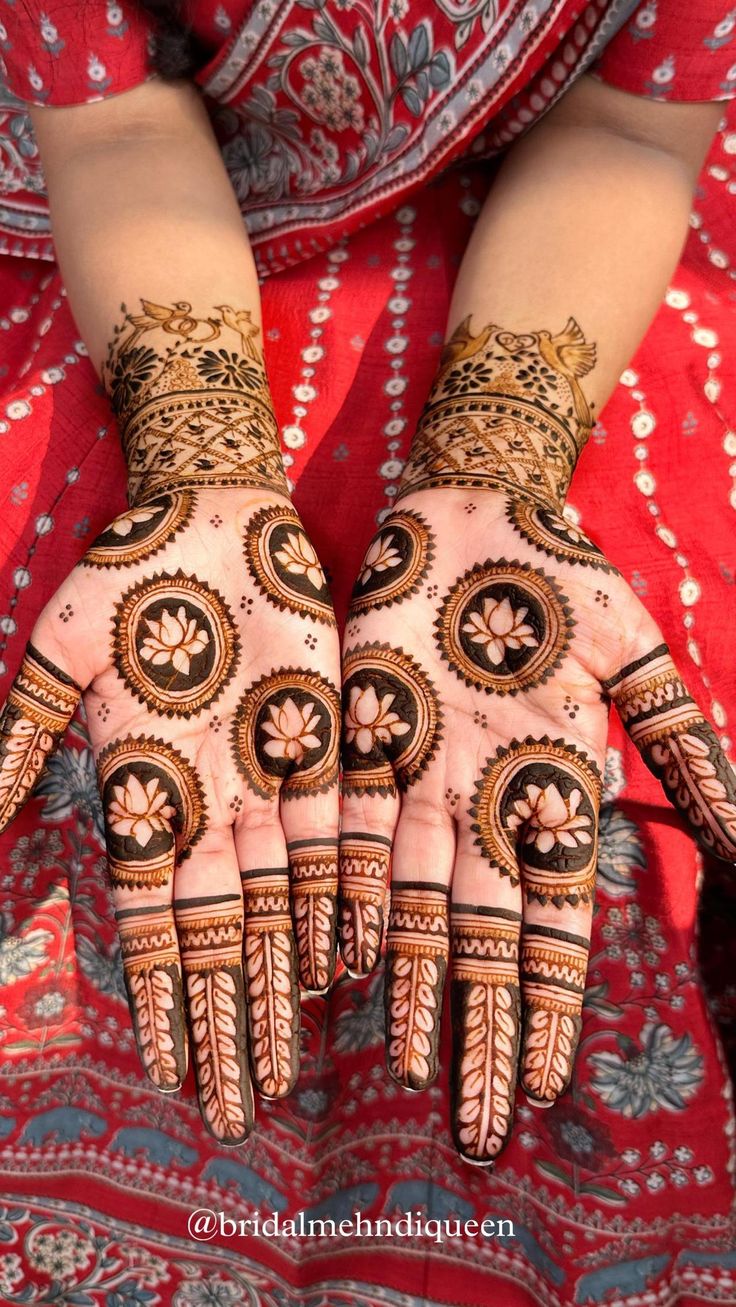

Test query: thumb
[602,639,736,864]
[0,594,85,835]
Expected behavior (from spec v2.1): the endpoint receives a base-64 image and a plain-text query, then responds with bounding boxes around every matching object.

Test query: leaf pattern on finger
[0,646,80,833]
[385,884,449,1089]
[451,906,521,1163]
[520,924,589,1104]
[289,841,338,992]
[338,832,391,975]
[116,903,187,1090]
[177,895,252,1144]
[242,870,299,1098]
[603,644,736,860]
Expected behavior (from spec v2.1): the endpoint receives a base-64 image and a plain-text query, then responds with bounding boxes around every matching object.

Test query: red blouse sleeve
[591,0,736,101]
[0,1,155,106]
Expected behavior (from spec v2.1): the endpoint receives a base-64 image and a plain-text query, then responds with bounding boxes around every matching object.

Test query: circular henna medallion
[350,511,434,614]
[435,559,573,695]
[83,492,195,569]
[506,498,617,573]
[244,504,335,625]
[469,737,601,907]
[342,643,442,796]
[98,735,207,889]
[112,570,239,717]
[231,668,340,800]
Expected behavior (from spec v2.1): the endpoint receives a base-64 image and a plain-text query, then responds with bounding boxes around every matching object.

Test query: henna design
[241,867,300,1097]
[349,510,434,615]
[0,646,80,832]
[435,558,573,696]
[385,882,449,1090]
[112,570,239,717]
[469,737,601,907]
[520,923,589,1103]
[288,838,338,993]
[97,736,206,889]
[451,905,521,1163]
[604,644,736,861]
[231,669,340,800]
[342,644,442,798]
[82,492,195,569]
[175,893,252,1143]
[398,318,596,509]
[115,902,187,1090]
[505,497,617,573]
[244,504,335,626]
[338,832,391,975]
[102,300,286,504]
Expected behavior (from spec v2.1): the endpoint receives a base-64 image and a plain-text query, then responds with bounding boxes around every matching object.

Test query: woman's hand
[0,485,340,1144]
[338,482,736,1164]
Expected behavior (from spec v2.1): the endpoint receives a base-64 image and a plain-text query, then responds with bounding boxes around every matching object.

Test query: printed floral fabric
[1,0,736,272]
[0,106,735,1306]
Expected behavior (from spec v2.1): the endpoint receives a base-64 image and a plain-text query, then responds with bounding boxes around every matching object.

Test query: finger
[98,733,207,1093]
[449,831,523,1165]
[603,643,736,862]
[174,830,253,1147]
[469,735,601,1107]
[230,666,340,996]
[383,803,454,1092]
[0,643,81,834]
[235,811,300,1100]
[340,641,442,976]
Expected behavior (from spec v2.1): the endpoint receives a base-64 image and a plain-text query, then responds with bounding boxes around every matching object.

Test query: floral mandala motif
[350,510,434,614]
[97,736,207,888]
[231,668,340,799]
[82,491,195,568]
[341,643,442,796]
[244,504,335,625]
[435,558,573,694]
[506,496,618,572]
[112,570,240,717]
[469,736,601,906]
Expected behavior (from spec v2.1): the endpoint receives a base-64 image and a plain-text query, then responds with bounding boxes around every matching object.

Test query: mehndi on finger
[0,645,81,833]
[385,882,449,1091]
[604,643,736,861]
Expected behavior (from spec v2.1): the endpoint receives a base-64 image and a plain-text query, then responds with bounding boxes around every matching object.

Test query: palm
[0,486,341,1143]
[339,485,736,1164]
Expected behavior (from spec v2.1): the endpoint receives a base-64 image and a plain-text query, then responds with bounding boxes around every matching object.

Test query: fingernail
[524,1092,554,1109]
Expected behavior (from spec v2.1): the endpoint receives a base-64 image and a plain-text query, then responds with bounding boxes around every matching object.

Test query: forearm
[30,79,286,504]
[400,76,721,508]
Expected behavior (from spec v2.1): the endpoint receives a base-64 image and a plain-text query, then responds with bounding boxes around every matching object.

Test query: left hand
[337,483,736,1164]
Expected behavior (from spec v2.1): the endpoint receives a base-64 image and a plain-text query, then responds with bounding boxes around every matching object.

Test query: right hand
[0,485,341,1144]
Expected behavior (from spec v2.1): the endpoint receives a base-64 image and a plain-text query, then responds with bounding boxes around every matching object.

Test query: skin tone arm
[0,76,342,1142]
[339,74,735,1164]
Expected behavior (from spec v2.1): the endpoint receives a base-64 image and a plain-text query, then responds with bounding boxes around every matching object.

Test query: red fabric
[0,4,736,1305]
[2,0,736,272]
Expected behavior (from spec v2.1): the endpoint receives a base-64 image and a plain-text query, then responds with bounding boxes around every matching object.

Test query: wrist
[102,299,288,505]
[397,316,596,511]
